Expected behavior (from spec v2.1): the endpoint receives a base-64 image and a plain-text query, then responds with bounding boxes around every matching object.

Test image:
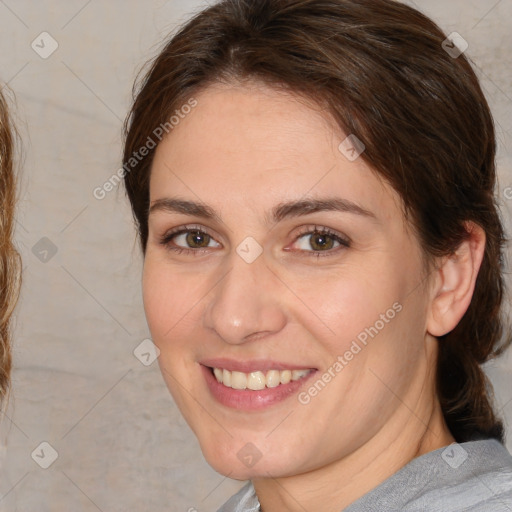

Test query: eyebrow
[149,196,377,225]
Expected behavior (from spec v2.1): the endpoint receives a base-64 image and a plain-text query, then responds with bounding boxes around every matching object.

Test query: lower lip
[201,365,316,411]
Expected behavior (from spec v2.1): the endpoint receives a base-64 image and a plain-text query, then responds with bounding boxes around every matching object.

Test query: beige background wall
[0,1,511,510]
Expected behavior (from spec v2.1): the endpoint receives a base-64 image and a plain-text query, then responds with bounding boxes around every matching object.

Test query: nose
[202,249,287,345]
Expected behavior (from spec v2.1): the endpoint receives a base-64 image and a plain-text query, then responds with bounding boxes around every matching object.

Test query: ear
[427,222,486,337]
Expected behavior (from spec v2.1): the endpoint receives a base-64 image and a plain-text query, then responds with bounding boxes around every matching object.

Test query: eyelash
[159,224,351,258]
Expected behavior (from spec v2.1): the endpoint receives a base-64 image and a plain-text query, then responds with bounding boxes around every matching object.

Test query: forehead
[149,82,402,225]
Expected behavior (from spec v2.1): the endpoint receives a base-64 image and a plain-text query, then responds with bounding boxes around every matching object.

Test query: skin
[143,80,485,511]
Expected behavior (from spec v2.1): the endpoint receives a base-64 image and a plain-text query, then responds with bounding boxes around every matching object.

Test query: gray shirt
[217,439,512,511]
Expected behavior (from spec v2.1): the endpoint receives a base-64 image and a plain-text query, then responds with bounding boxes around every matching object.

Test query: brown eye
[290,226,351,258]
[159,226,221,254]
[186,230,212,248]
[309,232,336,251]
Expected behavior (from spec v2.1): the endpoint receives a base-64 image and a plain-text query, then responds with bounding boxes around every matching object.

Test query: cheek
[293,256,425,390]
[142,262,170,338]
[142,258,200,408]
[142,255,202,335]
[287,262,401,353]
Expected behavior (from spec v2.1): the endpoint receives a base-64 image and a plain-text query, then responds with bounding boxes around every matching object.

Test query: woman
[0,87,20,407]
[123,0,512,510]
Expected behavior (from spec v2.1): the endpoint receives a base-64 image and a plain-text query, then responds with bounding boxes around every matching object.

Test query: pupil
[187,230,209,247]
[312,232,333,250]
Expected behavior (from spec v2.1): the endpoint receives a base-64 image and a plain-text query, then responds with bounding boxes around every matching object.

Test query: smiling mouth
[210,367,314,390]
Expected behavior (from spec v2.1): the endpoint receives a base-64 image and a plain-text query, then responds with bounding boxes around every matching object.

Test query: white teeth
[247,371,266,391]
[280,370,291,384]
[222,369,231,387]
[265,370,281,388]
[231,371,247,390]
[212,367,312,389]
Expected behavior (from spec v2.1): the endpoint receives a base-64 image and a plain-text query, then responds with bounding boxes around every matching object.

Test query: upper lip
[200,358,317,373]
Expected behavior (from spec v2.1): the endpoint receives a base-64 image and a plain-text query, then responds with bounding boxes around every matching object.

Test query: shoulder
[217,482,259,512]
[347,438,512,511]
[421,438,512,511]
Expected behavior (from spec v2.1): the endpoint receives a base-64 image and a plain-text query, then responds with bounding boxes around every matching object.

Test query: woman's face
[143,82,437,479]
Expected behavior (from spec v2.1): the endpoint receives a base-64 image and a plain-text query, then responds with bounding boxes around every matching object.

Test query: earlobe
[427,222,486,337]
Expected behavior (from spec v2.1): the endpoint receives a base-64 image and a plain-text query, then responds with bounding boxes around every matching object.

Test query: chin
[198,434,304,480]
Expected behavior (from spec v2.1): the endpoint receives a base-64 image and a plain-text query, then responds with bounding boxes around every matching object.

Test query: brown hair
[123,0,511,443]
[0,86,21,406]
